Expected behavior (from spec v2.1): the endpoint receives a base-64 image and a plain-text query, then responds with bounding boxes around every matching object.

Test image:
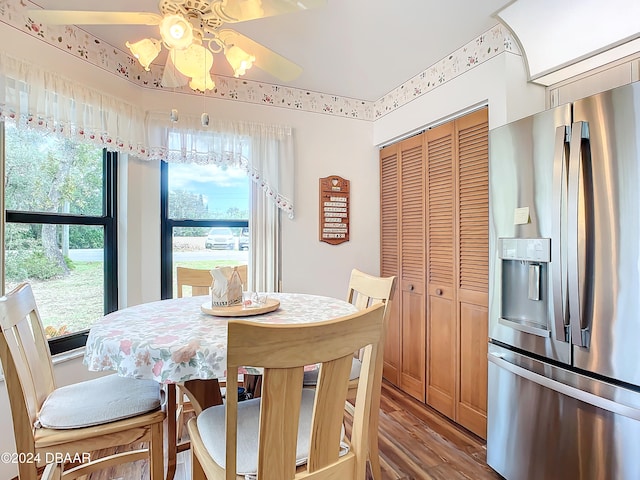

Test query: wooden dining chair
[302,268,396,480]
[187,302,386,480]
[0,283,165,480]
[175,265,248,440]
[176,265,248,297]
[176,266,216,440]
[176,266,213,297]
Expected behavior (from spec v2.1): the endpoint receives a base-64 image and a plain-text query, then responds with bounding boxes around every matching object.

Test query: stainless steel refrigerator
[487,81,640,480]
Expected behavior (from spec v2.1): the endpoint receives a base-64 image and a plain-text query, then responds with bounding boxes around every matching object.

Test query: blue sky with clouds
[168,162,249,214]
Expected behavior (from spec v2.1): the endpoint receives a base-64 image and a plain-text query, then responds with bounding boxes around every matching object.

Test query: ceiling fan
[28,0,326,92]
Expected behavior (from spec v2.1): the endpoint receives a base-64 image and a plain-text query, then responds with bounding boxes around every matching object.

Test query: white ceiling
[29,0,512,101]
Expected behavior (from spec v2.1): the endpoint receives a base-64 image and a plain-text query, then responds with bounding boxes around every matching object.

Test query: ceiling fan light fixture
[126,38,161,71]
[224,45,255,77]
[160,14,194,49]
[32,0,321,91]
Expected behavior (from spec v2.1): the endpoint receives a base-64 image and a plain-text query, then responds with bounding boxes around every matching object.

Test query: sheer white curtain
[246,130,295,292]
[0,53,296,291]
[249,185,280,292]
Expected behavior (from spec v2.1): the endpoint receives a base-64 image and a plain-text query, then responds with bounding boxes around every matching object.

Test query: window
[160,161,250,299]
[3,122,118,354]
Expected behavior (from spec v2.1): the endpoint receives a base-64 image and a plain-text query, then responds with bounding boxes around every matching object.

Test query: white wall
[373,53,547,146]
[119,156,163,307]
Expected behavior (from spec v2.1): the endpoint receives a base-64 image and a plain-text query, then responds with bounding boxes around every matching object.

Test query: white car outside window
[205,227,235,250]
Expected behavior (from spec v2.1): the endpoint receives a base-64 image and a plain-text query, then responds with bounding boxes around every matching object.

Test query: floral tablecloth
[84,293,357,383]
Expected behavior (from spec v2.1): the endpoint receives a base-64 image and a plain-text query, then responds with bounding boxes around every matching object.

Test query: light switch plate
[514,207,530,225]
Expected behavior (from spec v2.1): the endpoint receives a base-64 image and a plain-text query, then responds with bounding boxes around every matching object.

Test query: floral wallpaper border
[1,0,520,121]
[374,25,520,119]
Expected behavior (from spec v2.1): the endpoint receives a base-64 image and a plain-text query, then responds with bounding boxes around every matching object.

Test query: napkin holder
[210,266,243,307]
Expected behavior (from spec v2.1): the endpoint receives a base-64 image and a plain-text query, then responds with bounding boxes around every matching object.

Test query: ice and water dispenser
[498,238,551,337]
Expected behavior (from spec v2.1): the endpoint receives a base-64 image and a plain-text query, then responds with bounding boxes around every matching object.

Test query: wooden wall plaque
[319,176,350,245]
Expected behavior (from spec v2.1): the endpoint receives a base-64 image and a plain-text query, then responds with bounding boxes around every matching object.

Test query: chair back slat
[0,284,56,429]
[257,368,303,479]
[14,321,46,419]
[306,354,354,471]
[225,303,385,480]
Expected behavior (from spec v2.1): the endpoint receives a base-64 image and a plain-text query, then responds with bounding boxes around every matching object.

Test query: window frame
[5,150,119,355]
[159,160,249,299]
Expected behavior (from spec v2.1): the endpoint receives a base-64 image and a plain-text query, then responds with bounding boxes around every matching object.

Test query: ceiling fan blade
[27,10,163,25]
[219,0,326,22]
[219,29,302,82]
[161,53,190,89]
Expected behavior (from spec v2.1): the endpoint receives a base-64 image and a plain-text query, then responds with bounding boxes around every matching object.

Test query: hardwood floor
[371,381,500,480]
[47,380,502,480]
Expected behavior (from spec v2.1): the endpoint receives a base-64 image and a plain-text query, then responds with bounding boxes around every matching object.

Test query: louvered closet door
[425,122,457,419]
[398,135,426,402]
[380,143,400,386]
[456,108,489,438]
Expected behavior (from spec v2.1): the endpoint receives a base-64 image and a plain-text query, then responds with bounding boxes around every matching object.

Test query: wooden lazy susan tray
[201,298,280,317]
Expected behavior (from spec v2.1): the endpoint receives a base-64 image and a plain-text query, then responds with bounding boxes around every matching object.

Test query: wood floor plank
[377,411,442,469]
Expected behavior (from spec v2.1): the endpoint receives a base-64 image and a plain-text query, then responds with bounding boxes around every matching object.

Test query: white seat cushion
[37,374,161,429]
[197,388,348,477]
[302,357,361,386]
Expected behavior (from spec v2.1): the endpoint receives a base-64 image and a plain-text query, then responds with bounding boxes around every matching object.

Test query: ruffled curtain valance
[0,52,294,217]
[146,112,294,218]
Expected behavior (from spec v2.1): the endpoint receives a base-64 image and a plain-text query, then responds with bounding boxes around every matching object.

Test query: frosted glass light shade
[171,43,214,78]
[160,14,194,49]
[224,45,255,77]
[126,38,161,71]
[189,74,216,92]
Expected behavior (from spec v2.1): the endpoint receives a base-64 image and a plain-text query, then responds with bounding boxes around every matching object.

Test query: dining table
[83,291,358,480]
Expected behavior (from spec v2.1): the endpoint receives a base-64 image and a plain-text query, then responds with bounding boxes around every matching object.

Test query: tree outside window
[3,122,117,348]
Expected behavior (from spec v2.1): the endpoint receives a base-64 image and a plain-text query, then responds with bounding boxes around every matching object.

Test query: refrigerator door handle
[568,121,591,347]
[488,352,640,421]
[552,125,570,342]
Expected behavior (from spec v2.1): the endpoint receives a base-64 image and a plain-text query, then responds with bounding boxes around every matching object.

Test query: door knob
[408,284,414,291]
[436,288,443,295]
